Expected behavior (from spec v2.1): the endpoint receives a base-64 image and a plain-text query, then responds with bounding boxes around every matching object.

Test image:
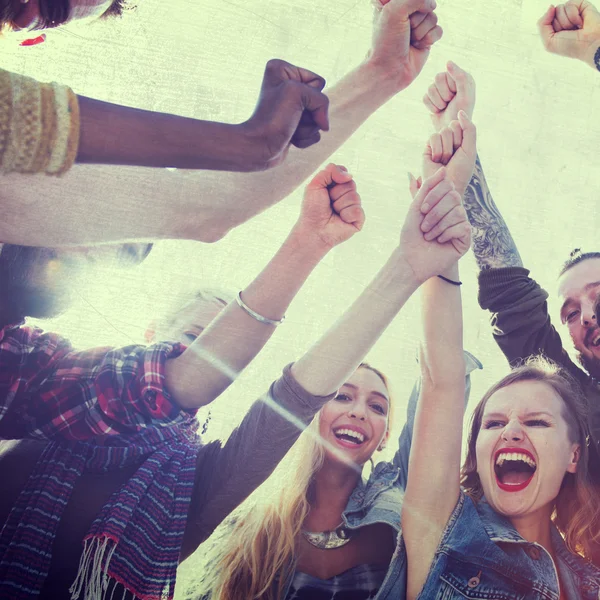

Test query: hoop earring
[369,457,375,471]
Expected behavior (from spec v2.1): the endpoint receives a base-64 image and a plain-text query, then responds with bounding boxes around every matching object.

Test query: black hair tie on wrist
[438,275,462,286]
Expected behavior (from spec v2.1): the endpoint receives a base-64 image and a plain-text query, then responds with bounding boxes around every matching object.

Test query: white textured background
[3,0,600,587]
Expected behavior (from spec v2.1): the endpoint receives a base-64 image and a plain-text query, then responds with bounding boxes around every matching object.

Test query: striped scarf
[0,421,201,600]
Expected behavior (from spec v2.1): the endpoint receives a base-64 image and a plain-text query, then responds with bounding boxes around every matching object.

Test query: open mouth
[588,330,600,349]
[494,449,537,492]
[333,427,367,448]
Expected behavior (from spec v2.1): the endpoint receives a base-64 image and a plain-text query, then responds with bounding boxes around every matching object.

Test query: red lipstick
[494,447,536,493]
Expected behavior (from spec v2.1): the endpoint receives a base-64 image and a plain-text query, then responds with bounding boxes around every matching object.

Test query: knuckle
[265,58,285,72]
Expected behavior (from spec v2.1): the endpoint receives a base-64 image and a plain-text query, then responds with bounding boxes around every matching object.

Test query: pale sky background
[3,0,600,588]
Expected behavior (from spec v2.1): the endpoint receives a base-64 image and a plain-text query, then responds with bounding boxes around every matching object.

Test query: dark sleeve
[478,267,586,385]
[180,363,336,558]
[0,324,193,440]
[392,350,482,489]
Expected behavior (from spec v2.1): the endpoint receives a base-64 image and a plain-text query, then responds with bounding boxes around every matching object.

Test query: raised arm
[166,164,364,410]
[0,60,328,177]
[401,114,475,600]
[292,161,470,398]
[422,61,522,271]
[76,59,330,172]
[0,164,363,439]
[464,155,523,270]
[421,63,583,382]
[538,1,600,72]
[0,0,442,247]
[392,349,482,487]
[403,266,466,600]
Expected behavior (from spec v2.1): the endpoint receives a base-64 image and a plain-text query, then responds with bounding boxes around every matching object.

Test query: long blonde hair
[192,364,391,600]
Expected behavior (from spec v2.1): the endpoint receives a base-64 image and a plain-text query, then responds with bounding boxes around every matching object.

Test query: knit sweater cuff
[478,266,532,307]
[0,69,80,177]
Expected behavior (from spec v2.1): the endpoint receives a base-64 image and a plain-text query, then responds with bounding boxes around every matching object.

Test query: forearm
[403,265,464,598]
[419,264,465,389]
[292,247,420,396]
[166,228,330,409]
[76,96,267,172]
[197,61,402,234]
[478,268,582,377]
[463,155,523,271]
[0,163,227,246]
[584,42,600,71]
[0,63,399,248]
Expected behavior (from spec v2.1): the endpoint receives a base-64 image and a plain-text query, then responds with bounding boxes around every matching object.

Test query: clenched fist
[294,163,365,250]
[244,59,330,170]
[423,62,476,132]
[538,1,600,68]
[421,111,477,197]
[367,0,443,92]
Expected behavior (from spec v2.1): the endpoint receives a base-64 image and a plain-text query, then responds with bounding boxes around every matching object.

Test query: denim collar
[345,462,400,514]
[477,497,600,591]
[477,497,527,544]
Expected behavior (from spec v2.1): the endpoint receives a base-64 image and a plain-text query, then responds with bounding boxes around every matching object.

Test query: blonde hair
[461,355,600,558]
[192,363,391,600]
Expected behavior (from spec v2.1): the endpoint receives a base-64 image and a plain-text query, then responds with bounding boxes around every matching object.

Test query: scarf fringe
[70,536,117,600]
[70,537,172,600]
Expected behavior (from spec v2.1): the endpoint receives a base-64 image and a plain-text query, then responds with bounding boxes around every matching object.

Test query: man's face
[2,0,116,32]
[558,257,600,378]
[0,242,150,323]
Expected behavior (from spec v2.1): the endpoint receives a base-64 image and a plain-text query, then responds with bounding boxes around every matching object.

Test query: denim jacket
[394,491,600,600]
[277,350,483,600]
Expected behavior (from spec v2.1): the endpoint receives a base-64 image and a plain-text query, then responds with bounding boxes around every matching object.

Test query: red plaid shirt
[0,322,193,440]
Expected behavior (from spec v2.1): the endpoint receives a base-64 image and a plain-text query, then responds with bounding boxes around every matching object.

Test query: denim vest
[277,351,483,600]
[393,491,600,600]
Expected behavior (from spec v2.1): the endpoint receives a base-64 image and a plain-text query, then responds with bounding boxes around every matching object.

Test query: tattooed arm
[422,61,522,270]
[463,155,523,271]
[421,62,585,384]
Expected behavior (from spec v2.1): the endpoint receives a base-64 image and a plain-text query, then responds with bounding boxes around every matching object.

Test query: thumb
[446,61,470,95]
[408,172,420,199]
[387,0,436,19]
[458,110,476,153]
[306,163,353,191]
[538,5,557,40]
